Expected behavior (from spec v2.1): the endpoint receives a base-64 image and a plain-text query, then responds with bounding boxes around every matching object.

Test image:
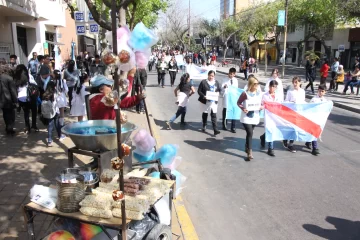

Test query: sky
[190,0,220,21]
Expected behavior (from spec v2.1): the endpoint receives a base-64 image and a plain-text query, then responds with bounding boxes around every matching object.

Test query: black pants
[222,108,235,130]
[19,101,37,129]
[244,69,248,80]
[38,88,44,114]
[283,140,294,146]
[305,76,315,93]
[137,68,148,87]
[243,123,255,150]
[169,71,177,86]
[2,107,15,132]
[159,72,166,86]
[329,71,336,90]
[68,86,74,110]
[148,61,153,71]
[202,111,218,131]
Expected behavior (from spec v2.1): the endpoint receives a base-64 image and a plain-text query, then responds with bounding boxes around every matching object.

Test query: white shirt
[221,77,238,108]
[310,95,327,103]
[240,91,262,125]
[18,76,38,102]
[285,88,305,103]
[264,78,284,102]
[262,91,283,104]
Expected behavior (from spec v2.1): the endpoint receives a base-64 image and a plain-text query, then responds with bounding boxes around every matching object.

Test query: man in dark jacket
[0,64,18,135]
[89,55,106,77]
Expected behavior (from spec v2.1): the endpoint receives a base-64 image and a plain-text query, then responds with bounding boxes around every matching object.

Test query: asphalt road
[144,70,360,240]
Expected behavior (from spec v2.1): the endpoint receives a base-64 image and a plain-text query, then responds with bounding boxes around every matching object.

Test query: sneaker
[47,141,53,147]
[31,126,40,132]
[305,142,312,149]
[283,141,288,148]
[59,135,67,142]
[165,121,172,130]
[214,130,220,136]
[288,145,297,153]
[267,148,275,157]
[260,136,265,148]
[136,111,141,114]
[312,148,320,156]
[231,129,236,133]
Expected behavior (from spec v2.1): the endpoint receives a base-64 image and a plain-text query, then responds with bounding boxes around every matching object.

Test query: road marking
[146,103,199,239]
[173,195,200,240]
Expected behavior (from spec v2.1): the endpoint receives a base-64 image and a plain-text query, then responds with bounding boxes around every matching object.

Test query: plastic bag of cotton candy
[149,170,186,197]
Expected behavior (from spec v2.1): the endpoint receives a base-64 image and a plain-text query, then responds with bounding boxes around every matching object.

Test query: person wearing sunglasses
[237,75,263,161]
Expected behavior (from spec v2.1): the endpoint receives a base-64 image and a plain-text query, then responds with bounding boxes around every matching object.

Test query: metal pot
[61,120,137,151]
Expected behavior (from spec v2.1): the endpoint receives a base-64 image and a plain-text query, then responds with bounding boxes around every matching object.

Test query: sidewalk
[0,108,195,239]
[216,65,360,114]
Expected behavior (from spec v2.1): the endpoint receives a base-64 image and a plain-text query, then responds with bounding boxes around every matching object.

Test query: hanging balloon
[101,49,117,66]
[128,22,158,51]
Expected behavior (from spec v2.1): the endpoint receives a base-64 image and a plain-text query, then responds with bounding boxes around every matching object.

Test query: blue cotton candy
[133,150,155,163]
[128,22,158,51]
[154,144,178,167]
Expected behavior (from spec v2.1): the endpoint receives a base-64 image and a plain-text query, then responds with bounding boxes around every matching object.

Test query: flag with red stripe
[264,101,333,142]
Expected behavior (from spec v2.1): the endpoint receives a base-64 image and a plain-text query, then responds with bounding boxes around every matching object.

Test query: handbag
[27,81,40,103]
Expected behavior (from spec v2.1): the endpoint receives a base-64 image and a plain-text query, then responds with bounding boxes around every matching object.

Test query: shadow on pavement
[303,216,360,240]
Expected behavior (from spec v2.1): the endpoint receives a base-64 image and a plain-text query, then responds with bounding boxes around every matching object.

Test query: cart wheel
[145,224,172,240]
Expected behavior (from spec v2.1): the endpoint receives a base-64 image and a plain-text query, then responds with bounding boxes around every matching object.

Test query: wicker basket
[56,171,86,213]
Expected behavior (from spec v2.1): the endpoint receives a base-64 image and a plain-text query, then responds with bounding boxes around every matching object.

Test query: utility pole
[281,0,289,78]
[188,0,190,48]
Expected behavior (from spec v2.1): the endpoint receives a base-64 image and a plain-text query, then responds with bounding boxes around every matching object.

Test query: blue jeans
[170,106,187,123]
[48,114,61,143]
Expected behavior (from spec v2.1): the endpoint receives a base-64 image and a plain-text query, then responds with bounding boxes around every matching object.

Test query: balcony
[0,0,66,26]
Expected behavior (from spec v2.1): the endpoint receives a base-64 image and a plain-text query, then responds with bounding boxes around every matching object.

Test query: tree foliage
[64,0,169,31]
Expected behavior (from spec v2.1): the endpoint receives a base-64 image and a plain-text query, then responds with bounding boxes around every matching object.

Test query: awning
[46,40,65,46]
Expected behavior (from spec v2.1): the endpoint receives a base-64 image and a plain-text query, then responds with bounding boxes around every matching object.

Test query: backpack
[27,83,40,102]
[41,100,56,119]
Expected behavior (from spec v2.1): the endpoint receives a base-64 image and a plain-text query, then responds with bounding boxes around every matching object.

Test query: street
[145,70,360,240]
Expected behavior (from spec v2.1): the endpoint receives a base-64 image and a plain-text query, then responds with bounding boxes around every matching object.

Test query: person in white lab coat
[221,67,238,132]
[264,68,284,101]
[283,76,305,153]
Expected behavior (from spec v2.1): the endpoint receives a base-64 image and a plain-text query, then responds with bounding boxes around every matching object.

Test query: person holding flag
[237,75,263,161]
[283,76,305,153]
[260,80,282,157]
[221,67,238,132]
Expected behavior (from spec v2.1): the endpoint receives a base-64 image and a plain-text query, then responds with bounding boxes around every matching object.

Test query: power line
[193,3,222,18]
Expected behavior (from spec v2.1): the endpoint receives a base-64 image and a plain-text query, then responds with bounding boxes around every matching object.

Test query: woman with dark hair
[166,73,195,128]
[305,60,317,94]
[197,70,221,136]
[42,81,65,146]
[260,80,282,157]
[0,64,17,135]
[63,60,80,110]
[168,56,178,87]
[54,70,68,127]
[14,64,39,133]
[70,72,89,121]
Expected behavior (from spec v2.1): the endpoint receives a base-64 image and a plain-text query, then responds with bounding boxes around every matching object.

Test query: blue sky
[190,0,220,21]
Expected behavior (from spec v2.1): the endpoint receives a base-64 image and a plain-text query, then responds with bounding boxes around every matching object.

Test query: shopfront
[348,28,360,69]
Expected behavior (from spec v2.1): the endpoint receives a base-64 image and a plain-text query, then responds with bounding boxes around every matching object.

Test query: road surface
[144,70,360,240]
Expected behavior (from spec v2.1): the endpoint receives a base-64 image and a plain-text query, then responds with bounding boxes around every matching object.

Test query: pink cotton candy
[132,129,156,153]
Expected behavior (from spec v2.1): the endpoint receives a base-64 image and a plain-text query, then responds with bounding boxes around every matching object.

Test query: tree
[218,17,242,58]
[65,0,169,30]
[158,0,190,51]
[200,19,220,50]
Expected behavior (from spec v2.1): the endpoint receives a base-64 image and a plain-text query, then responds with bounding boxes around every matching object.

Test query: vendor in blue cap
[89,75,145,120]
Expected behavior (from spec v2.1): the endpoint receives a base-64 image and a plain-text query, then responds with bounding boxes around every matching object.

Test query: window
[288,24,296,33]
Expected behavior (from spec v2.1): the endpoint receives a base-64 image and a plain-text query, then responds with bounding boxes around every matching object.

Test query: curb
[144,102,199,240]
[217,70,360,114]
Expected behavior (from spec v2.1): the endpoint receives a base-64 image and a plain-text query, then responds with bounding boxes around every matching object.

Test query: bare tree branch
[128,2,137,30]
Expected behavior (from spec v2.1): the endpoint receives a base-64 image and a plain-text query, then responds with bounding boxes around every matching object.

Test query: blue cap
[90,75,114,87]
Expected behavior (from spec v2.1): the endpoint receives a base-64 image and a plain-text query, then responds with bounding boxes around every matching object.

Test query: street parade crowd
[1,48,357,161]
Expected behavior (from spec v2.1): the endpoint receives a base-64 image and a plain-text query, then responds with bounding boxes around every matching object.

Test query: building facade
[0,0,69,65]
[220,0,251,20]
